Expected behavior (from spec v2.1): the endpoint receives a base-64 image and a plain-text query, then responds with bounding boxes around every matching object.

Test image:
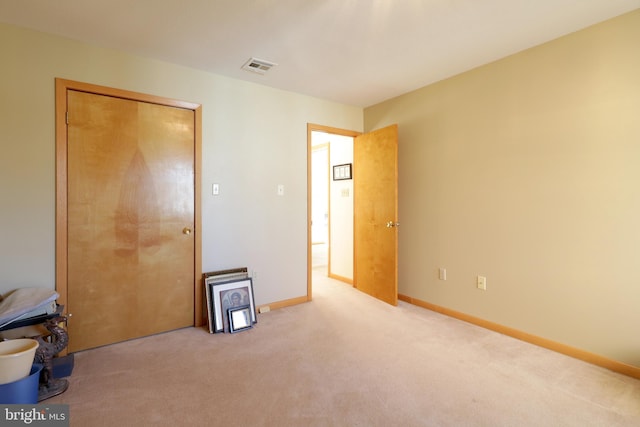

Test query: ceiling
[2,0,639,107]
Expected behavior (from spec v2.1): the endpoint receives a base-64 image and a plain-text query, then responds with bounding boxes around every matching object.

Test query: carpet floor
[47,270,640,426]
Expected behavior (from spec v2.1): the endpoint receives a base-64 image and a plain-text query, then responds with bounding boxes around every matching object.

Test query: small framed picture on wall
[333,163,352,181]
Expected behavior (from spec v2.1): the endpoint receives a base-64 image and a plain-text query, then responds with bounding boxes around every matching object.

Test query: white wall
[0,23,363,307]
[328,135,354,280]
[311,145,329,245]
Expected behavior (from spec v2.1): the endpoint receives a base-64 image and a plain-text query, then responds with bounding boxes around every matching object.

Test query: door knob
[183,227,192,235]
[385,221,400,228]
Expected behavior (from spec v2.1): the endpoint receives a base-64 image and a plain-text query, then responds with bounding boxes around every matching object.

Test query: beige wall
[364,10,640,367]
[0,23,363,306]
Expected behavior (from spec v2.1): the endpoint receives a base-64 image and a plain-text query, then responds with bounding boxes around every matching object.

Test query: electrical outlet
[477,276,487,290]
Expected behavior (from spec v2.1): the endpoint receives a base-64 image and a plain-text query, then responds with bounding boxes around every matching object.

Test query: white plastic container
[0,338,39,384]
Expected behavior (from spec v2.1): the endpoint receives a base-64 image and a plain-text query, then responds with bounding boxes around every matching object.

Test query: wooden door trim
[55,78,204,327]
[306,124,360,301]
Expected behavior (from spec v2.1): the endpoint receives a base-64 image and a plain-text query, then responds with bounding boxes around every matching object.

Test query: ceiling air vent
[242,57,277,75]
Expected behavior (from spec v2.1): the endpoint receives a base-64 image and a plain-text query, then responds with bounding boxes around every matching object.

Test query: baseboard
[328,273,353,285]
[398,293,640,380]
[257,295,309,313]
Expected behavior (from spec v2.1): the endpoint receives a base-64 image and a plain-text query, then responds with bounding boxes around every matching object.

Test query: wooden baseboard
[257,295,309,313]
[328,273,353,285]
[398,294,640,380]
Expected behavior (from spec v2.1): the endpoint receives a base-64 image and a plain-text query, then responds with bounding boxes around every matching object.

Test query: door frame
[306,124,360,300]
[55,78,204,326]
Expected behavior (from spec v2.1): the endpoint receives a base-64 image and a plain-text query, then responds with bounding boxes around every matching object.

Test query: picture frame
[333,163,352,180]
[228,305,253,333]
[209,278,256,333]
[203,268,249,333]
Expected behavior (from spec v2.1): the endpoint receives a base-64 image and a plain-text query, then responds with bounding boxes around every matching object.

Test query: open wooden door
[354,124,398,306]
[56,80,202,353]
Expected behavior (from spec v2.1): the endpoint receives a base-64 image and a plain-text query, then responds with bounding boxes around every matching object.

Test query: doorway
[307,124,359,299]
[307,123,399,305]
[55,79,203,352]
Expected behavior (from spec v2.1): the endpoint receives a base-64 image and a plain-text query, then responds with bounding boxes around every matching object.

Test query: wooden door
[65,90,195,352]
[354,124,398,306]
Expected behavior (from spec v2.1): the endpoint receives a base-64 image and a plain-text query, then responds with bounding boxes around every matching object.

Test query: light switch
[277,184,284,196]
[212,183,220,195]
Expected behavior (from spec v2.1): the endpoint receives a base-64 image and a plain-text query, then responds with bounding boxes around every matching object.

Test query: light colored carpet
[48,271,640,426]
[312,243,328,269]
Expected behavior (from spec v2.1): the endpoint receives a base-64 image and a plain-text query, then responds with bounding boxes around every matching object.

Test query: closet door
[65,89,195,352]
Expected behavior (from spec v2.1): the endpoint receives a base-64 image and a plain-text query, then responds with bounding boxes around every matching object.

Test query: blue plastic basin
[0,363,42,404]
